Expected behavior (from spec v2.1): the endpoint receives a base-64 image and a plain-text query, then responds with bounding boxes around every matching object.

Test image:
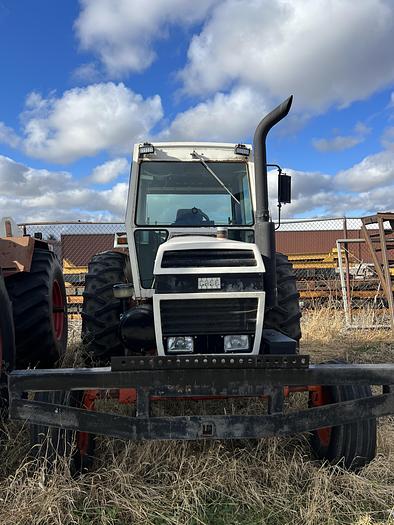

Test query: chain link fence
[18,217,391,322]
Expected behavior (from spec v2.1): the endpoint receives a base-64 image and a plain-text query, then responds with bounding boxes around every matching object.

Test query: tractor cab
[124,142,257,297]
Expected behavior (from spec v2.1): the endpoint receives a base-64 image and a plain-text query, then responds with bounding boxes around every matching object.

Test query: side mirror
[278,173,291,204]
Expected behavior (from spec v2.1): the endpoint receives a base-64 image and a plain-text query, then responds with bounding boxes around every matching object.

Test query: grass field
[0,309,393,525]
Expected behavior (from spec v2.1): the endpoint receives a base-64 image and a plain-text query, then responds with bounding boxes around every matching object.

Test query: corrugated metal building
[62,234,115,267]
[61,230,370,268]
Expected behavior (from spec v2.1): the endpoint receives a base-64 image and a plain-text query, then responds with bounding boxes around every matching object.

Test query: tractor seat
[173,208,214,226]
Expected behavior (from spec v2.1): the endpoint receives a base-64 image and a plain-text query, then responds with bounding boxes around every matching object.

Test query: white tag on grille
[198,277,221,290]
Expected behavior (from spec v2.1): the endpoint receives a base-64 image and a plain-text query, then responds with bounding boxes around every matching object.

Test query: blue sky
[0,0,393,222]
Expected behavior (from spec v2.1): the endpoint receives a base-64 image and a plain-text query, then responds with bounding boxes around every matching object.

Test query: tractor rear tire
[309,366,377,470]
[82,251,129,361]
[0,275,15,411]
[5,249,67,369]
[0,275,15,374]
[30,391,95,474]
[263,252,301,342]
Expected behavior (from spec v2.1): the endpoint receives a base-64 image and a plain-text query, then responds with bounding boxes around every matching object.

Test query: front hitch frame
[8,355,394,441]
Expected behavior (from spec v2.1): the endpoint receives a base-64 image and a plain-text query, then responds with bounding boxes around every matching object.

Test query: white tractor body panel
[153,291,265,356]
[152,234,265,356]
[154,235,264,275]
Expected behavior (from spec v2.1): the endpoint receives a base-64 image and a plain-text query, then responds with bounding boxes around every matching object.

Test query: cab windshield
[136,161,253,226]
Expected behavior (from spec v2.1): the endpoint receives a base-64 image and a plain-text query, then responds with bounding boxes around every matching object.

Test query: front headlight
[167,336,194,353]
[224,335,249,352]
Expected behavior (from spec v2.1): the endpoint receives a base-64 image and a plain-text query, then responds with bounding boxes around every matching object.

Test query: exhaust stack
[253,95,293,307]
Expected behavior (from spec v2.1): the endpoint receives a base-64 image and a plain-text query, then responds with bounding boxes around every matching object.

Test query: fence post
[337,240,350,327]
[342,217,352,324]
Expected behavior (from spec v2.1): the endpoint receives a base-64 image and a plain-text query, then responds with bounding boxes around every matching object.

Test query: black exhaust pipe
[253,95,293,307]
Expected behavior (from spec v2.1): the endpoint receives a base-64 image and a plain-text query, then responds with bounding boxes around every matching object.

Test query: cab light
[139,143,155,156]
[234,144,250,156]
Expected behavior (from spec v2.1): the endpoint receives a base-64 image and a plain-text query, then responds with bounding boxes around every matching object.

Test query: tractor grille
[161,249,256,268]
[160,298,258,335]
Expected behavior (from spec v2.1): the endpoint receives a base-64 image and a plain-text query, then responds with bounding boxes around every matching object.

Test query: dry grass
[302,307,393,363]
[0,308,393,525]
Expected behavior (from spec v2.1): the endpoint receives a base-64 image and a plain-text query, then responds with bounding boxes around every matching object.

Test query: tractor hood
[154,235,265,275]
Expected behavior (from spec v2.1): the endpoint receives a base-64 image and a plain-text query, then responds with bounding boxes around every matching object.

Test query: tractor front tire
[309,373,377,470]
[5,249,67,369]
[263,252,301,342]
[82,251,129,361]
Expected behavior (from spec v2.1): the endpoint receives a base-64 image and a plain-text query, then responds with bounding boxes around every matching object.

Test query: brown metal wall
[275,229,369,261]
[61,234,114,267]
[61,230,374,267]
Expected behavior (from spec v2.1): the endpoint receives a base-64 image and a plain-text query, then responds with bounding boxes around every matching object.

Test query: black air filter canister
[120,304,155,351]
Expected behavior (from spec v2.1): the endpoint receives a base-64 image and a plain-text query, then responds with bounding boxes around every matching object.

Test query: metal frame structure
[8,355,394,441]
[362,213,394,330]
[336,212,394,330]
[335,238,388,329]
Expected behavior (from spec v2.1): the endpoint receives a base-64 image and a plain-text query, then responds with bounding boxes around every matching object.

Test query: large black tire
[82,251,129,360]
[5,249,67,369]
[263,252,301,342]
[30,391,95,474]
[309,361,377,470]
[0,274,15,411]
[0,275,15,374]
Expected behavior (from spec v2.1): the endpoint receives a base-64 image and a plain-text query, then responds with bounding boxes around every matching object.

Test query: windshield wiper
[191,151,240,205]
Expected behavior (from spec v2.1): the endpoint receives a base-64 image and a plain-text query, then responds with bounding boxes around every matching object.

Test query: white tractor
[83,98,300,360]
[9,97,388,472]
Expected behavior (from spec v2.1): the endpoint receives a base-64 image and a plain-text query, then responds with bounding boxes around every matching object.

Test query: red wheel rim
[77,391,97,456]
[309,386,332,447]
[52,279,65,340]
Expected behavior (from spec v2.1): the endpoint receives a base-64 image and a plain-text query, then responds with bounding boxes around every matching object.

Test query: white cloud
[334,150,394,192]
[22,183,128,218]
[267,168,336,218]
[75,0,219,76]
[89,157,129,184]
[381,126,394,150]
[21,83,163,163]
[313,122,371,152]
[0,155,73,197]
[267,145,394,217]
[2,142,393,224]
[72,62,101,83]
[0,122,20,148]
[278,168,394,218]
[354,122,371,136]
[312,135,364,153]
[0,155,128,222]
[159,86,268,141]
[180,0,394,111]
